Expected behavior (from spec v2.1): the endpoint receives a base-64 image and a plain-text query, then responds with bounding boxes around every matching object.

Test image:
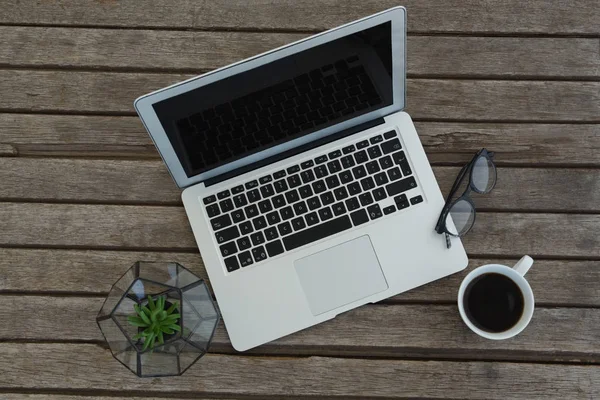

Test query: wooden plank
[0,203,597,257]
[0,343,598,399]
[1,158,599,211]
[2,0,599,34]
[2,114,599,165]
[1,249,598,307]
[2,27,599,78]
[2,70,599,121]
[1,396,221,400]
[3,295,600,362]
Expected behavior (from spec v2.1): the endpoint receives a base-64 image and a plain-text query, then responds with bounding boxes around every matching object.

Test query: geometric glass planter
[97,261,220,377]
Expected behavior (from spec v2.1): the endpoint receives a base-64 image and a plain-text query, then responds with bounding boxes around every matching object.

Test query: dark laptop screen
[153,22,393,178]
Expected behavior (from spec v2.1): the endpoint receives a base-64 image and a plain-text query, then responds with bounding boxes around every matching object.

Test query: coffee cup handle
[512,255,534,276]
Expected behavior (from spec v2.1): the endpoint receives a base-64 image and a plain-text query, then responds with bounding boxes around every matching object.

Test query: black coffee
[463,273,524,333]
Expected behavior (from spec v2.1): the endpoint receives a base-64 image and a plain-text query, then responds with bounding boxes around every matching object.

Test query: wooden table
[1,1,599,399]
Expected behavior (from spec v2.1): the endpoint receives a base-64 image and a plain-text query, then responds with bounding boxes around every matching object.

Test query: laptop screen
[153,22,393,179]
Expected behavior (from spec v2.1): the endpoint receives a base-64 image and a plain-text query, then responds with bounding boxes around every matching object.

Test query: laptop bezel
[134,6,406,189]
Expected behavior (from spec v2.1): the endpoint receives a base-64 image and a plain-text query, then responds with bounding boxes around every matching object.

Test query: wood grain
[3,295,600,362]
[2,70,599,121]
[2,114,599,165]
[0,397,222,400]
[2,0,599,34]
[1,249,598,307]
[0,343,598,399]
[0,203,598,257]
[1,158,599,211]
[2,27,598,78]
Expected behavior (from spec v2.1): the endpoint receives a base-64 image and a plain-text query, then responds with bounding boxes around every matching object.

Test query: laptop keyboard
[203,130,422,273]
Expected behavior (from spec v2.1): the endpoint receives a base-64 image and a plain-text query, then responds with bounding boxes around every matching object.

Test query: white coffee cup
[458,256,535,340]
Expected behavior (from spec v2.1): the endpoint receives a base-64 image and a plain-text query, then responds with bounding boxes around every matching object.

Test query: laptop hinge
[205,117,385,187]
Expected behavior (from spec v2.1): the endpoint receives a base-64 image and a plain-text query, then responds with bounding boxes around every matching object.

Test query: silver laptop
[135,6,468,351]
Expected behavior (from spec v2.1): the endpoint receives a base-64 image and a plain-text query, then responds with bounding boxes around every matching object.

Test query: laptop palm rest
[294,235,388,316]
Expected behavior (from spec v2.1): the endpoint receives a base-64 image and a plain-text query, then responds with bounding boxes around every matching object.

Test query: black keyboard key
[233,193,248,208]
[206,203,220,218]
[392,151,407,164]
[287,165,300,174]
[272,194,286,208]
[274,180,288,193]
[307,196,321,210]
[215,225,240,244]
[328,150,342,159]
[395,194,408,204]
[386,177,418,196]
[350,209,369,226]
[360,177,375,191]
[300,169,315,183]
[291,217,306,231]
[315,155,328,164]
[333,186,348,201]
[220,241,237,257]
[367,204,383,220]
[396,197,410,210]
[217,190,230,199]
[354,150,369,164]
[232,185,244,194]
[315,165,329,178]
[342,145,356,154]
[301,160,315,169]
[369,135,383,144]
[287,174,302,188]
[266,211,281,225]
[374,171,389,186]
[260,184,275,198]
[379,155,393,169]
[320,191,335,205]
[232,209,246,223]
[265,227,279,241]
[247,189,261,203]
[237,236,252,251]
[387,167,403,181]
[348,182,362,196]
[239,221,253,235]
[252,246,268,262]
[211,214,232,231]
[299,185,313,199]
[368,145,382,159]
[384,130,396,139]
[357,140,369,149]
[245,204,259,219]
[220,198,234,213]
[352,165,367,180]
[305,212,320,226]
[238,251,253,267]
[250,231,265,246]
[312,180,327,194]
[280,206,294,221]
[327,160,342,174]
[373,187,387,201]
[345,197,360,211]
[284,215,352,251]
[245,180,259,190]
[224,256,240,272]
[341,155,355,169]
[203,195,216,205]
[259,175,272,184]
[339,170,353,184]
[285,189,300,204]
[273,170,286,179]
[258,199,273,213]
[399,159,412,176]
[332,202,346,216]
[383,205,396,215]
[293,201,308,215]
[278,221,293,236]
[266,240,285,257]
[252,216,267,230]
[318,207,333,221]
[381,138,402,154]
[359,192,374,206]
[366,160,380,174]
[411,195,424,205]
[325,175,340,189]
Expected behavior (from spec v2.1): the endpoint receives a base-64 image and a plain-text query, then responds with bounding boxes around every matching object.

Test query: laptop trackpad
[294,235,388,316]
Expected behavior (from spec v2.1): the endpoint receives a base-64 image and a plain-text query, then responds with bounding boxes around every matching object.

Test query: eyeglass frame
[435,148,497,248]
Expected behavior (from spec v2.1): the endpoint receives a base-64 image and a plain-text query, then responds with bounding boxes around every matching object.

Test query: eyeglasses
[435,148,497,248]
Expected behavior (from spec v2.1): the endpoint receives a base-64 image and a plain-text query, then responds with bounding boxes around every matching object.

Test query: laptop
[135,6,468,351]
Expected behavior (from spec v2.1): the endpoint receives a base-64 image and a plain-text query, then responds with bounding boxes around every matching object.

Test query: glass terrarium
[97,261,220,377]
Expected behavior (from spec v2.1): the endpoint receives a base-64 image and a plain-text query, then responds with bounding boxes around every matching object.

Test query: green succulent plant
[127,295,181,351]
